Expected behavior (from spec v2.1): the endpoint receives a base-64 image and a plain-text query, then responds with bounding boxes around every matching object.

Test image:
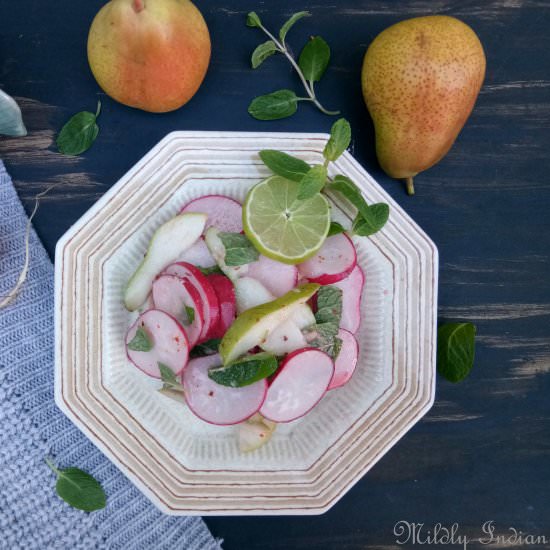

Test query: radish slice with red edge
[178,238,216,268]
[260,348,334,423]
[152,274,204,347]
[246,255,299,297]
[298,233,357,284]
[332,265,365,333]
[126,309,189,378]
[206,274,236,339]
[183,354,267,425]
[328,329,359,390]
[162,262,220,341]
[180,195,243,233]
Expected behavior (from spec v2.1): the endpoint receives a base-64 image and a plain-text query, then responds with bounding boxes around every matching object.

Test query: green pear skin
[362,16,486,194]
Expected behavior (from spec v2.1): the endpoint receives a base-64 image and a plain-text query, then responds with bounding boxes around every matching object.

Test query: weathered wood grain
[0,0,549,548]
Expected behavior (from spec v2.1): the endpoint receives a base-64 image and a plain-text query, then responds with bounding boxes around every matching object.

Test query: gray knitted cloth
[0,161,221,550]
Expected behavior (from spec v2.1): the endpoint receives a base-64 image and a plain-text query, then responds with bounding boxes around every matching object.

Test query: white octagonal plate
[54,131,438,515]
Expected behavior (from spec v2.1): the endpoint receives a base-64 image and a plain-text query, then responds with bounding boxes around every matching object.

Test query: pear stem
[133,0,145,13]
[405,177,415,196]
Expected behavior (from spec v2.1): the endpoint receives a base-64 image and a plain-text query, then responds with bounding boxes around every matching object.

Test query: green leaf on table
[45,458,106,512]
[437,323,476,383]
[198,265,224,276]
[251,40,278,68]
[297,165,327,200]
[158,362,184,392]
[246,11,262,28]
[248,90,299,120]
[190,338,221,358]
[56,101,101,156]
[323,118,351,161]
[127,326,152,352]
[279,11,310,43]
[259,150,311,182]
[315,285,343,326]
[352,204,389,236]
[208,352,278,387]
[184,306,195,325]
[219,232,259,266]
[298,36,330,83]
[327,221,345,237]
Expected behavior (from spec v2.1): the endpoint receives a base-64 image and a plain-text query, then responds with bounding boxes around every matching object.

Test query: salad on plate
[123,120,388,452]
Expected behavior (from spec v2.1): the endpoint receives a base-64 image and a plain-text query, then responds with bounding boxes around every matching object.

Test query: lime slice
[243,176,331,264]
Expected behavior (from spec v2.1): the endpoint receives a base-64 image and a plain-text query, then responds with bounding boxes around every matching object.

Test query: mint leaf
[323,118,351,161]
[45,458,106,512]
[56,101,101,156]
[246,11,262,28]
[303,322,341,358]
[298,36,330,82]
[198,265,224,276]
[297,165,327,200]
[315,285,343,326]
[248,89,299,120]
[158,362,184,391]
[219,232,259,266]
[437,323,476,383]
[330,174,367,216]
[251,40,278,68]
[190,338,221,358]
[327,221,345,236]
[279,11,310,44]
[352,204,390,237]
[127,326,153,352]
[259,150,311,182]
[208,353,278,387]
[185,306,195,325]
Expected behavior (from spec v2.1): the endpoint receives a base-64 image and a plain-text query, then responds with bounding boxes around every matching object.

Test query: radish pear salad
[123,120,389,452]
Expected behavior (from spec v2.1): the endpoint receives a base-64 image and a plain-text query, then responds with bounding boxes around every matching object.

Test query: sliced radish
[162,262,220,341]
[151,275,204,347]
[126,309,189,378]
[183,354,267,425]
[260,348,334,423]
[246,255,298,297]
[206,274,236,339]
[181,195,243,233]
[328,329,359,390]
[332,266,365,333]
[298,233,357,285]
[177,238,216,268]
[261,320,307,355]
[124,212,206,311]
[234,277,274,314]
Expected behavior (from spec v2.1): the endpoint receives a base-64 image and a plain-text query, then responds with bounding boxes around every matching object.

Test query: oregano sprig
[246,11,339,120]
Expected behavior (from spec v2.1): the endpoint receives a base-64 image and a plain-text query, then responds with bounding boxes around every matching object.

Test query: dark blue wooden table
[1,1,549,548]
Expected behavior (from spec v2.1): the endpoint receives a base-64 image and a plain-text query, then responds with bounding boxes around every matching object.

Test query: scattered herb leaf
[437,323,476,383]
[190,338,221,359]
[251,40,279,69]
[127,326,153,352]
[327,221,346,236]
[304,322,341,358]
[259,150,310,182]
[352,204,390,237]
[323,118,352,162]
[297,165,327,200]
[185,306,195,325]
[279,11,310,44]
[198,265,224,276]
[248,89,300,120]
[298,36,331,83]
[208,353,278,387]
[315,285,343,326]
[219,232,260,266]
[159,362,185,392]
[45,458,106,512]
[56,100,101,156]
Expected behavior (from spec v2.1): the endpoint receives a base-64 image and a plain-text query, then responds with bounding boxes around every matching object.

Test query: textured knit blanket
[0,161,221,550]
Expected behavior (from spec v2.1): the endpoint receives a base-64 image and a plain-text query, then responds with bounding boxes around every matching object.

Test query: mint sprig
[45,458,106,512]
[246,11,339,119]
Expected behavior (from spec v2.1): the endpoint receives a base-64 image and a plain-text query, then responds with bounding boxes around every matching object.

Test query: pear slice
[219,283,320,364]
[124,213,207,311]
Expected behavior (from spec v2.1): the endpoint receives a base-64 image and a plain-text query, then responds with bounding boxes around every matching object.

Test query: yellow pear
[362,16,486,194]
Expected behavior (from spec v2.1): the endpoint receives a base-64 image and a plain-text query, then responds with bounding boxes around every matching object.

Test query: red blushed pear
[87,0,211,113]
